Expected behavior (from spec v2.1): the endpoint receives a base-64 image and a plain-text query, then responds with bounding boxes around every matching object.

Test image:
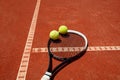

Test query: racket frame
[41,30,88,80]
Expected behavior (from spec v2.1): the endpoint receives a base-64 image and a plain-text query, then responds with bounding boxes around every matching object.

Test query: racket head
[48,30,88,61]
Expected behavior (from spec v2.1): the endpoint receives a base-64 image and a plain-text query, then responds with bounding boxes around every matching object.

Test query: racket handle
[41,72,52,80]
[41,75,50,80]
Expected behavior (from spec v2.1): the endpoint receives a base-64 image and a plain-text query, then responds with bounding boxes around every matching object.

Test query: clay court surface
[0,0,120,80]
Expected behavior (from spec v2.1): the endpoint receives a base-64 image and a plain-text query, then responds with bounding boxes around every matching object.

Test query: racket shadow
[50,48,87,80]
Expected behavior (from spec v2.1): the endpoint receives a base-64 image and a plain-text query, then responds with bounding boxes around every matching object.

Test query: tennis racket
[41,30,88,80]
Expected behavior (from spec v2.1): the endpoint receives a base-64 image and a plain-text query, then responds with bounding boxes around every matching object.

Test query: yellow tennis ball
[58,25,68,34]
[49,30,59,40]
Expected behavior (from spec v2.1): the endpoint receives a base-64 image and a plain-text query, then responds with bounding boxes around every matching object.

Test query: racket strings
[49,33,86,59]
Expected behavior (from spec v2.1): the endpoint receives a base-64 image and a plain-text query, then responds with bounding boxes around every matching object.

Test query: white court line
[16,0,41,80]
[32,46,120,53]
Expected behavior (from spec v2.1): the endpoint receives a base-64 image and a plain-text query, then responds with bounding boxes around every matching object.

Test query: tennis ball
[49,30,59,40]
[58,25,68,34]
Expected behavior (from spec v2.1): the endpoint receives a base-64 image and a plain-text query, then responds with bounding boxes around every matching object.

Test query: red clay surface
[0,0,120,80]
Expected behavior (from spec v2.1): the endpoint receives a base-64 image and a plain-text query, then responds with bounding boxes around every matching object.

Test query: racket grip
[41,72,52,80]
[41,75,50,80]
